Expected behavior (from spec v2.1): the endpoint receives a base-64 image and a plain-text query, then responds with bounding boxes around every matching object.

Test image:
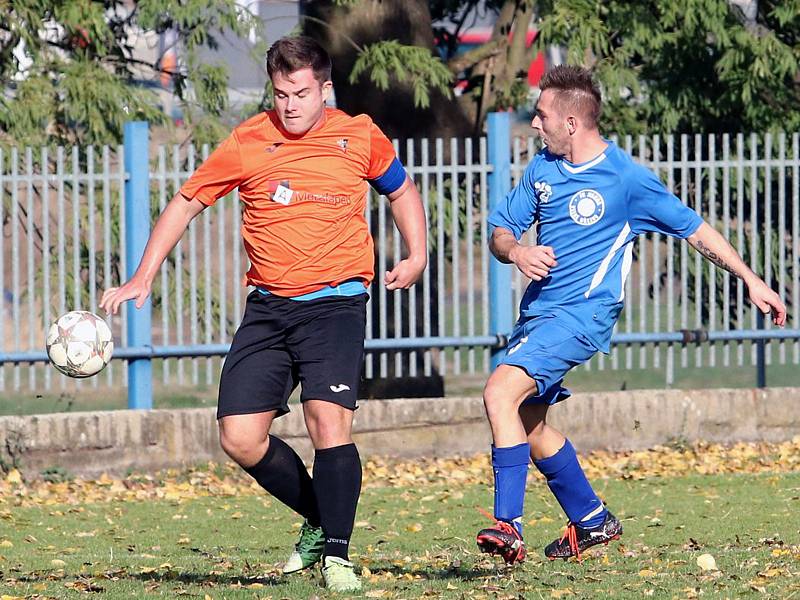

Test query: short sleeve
[487,163,539,240]
[179,133,244,206]
[627,164,703,238]
[365,122,398,180]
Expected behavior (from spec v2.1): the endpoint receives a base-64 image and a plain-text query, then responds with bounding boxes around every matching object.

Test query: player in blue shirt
[476,65,787,564]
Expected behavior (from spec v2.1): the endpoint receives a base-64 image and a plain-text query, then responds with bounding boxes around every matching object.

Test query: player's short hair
[266,36,332,84]
[539,65,602,127]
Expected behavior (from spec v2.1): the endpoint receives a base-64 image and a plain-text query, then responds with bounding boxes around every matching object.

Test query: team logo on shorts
[568,189,605,226]
[507,336,528,355]
[534,181,552,203]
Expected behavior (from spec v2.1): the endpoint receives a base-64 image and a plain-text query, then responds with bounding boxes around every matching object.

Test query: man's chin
[282,121,310,135]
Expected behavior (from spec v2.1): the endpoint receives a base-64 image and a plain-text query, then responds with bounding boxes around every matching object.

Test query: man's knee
[303,401,353,448]
[483,376,537,423]
[218,420,270,467]
[482,382,508,422]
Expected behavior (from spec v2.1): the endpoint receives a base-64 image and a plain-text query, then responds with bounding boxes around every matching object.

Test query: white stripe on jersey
[562,152,608,174]
[619,242,634,301]
[584,222,631,299]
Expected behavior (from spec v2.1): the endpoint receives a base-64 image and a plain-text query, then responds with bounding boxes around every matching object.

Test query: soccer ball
[46,311,114,378]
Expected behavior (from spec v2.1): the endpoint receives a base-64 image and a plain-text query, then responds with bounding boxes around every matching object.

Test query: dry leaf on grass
[696,553,718,571]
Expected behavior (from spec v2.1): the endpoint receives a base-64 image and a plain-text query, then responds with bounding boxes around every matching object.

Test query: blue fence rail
[1,116,800,409]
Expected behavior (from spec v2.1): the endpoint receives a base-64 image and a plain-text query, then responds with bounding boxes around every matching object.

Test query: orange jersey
[179,108,398,296]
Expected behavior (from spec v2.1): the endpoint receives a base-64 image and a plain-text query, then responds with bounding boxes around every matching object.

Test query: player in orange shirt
[100,36,427,593]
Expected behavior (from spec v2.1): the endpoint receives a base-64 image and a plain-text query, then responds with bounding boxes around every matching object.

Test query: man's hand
[509,245,557,281]
[99,276,152,315]
[747,278,787,326]
[384,255,427,290]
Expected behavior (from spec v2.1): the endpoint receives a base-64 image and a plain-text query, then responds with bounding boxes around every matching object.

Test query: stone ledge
[1,387,798,478]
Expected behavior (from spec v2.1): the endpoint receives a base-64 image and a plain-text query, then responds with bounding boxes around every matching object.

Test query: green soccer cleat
[282,520,325,574]
[321,556,362,592]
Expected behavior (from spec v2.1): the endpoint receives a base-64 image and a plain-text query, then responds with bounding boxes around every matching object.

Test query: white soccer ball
[46,311,114,378]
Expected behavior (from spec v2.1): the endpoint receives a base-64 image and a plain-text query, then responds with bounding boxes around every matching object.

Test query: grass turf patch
[1,455,799,598]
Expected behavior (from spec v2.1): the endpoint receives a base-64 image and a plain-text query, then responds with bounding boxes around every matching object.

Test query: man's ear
[567,116,577,135]
[322,80,333,103]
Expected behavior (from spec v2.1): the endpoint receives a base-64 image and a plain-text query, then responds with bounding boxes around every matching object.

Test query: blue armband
[368,157,406,195]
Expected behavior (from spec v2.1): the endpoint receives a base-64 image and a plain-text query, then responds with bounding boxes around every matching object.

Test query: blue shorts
[500,315,598,405]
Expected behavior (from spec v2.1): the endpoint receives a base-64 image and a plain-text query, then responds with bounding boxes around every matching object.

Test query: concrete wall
[1,388,799,478]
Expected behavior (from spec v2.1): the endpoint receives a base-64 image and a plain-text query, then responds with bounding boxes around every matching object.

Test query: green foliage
[1,0,257,147]
[60,60,167,142]
[40,466,73,483]
[0,76,58,148]
[349,41,454,109]
[536,0,800,134]
[491,78,531,112]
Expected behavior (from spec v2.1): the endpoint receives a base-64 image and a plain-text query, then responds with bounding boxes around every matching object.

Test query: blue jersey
[489,140,703,352]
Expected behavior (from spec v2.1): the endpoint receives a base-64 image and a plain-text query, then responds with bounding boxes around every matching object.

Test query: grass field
[2,442,799,599]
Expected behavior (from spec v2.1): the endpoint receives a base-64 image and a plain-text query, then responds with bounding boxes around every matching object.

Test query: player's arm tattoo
[692,239,741,278]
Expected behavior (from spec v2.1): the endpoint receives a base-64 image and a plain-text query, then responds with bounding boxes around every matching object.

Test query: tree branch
[507,3,534,77]
[447,38,503,74]
[299,14,364,53]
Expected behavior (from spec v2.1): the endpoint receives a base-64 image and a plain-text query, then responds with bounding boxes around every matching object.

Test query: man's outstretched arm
[687,222,787,326]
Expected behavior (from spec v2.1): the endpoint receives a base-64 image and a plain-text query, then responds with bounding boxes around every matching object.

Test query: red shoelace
[558,522,582,561]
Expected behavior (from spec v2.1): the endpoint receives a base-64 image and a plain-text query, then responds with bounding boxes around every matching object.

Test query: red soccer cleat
[476,519,527,565]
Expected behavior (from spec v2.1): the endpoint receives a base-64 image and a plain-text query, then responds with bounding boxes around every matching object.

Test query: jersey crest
[568,189,605,226]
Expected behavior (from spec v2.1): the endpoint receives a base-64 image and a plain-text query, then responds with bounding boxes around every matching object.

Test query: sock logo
[326,537,349,545]
[329,384,351,393]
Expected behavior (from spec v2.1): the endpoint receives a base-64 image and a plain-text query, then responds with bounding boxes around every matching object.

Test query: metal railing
[1,117,799,405]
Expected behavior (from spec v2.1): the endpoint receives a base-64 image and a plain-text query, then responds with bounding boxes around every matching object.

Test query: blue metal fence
[1,116,799,409]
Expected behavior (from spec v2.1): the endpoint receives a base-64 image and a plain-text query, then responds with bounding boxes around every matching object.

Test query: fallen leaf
[697,553,718,571]
[639,568,657,577]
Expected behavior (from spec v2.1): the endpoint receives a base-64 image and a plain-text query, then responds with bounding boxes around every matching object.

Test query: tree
[535,0,800,134]
[302,0,540,140]
[3,1,798,147]
[303,1,800,138]
[0,0,257,147]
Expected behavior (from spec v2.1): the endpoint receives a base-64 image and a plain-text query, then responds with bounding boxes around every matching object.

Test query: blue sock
[533,440,607,529]
[492,442,530,537]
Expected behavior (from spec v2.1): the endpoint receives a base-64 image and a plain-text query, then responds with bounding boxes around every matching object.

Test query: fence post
[123,122,153,409]
[487,112,514,370]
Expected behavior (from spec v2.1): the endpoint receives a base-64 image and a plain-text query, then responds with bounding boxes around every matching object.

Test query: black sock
[243,435,320,527]
[312,443,362,561]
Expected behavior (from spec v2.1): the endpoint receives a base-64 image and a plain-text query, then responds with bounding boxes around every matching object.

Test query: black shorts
[217,291,367,419]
